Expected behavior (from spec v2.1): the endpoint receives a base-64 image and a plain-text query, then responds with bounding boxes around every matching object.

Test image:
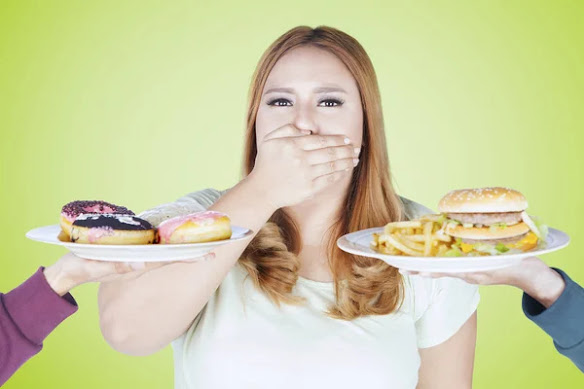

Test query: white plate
[337,227,570,273]
[26,224,253,262]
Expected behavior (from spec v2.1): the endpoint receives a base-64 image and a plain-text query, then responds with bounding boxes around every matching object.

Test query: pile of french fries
[371,214,453,257]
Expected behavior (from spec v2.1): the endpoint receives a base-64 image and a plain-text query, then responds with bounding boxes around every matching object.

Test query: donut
[60,201,134,240]
[157,211,232,244]
[70,214,155,245]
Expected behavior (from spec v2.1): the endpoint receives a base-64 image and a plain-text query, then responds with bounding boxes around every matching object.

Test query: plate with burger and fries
[337,187,570,273]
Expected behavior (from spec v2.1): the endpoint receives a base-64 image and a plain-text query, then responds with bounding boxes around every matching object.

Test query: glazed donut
[157,211,232,244]
[60,201,134,240]
[70,214,155,245]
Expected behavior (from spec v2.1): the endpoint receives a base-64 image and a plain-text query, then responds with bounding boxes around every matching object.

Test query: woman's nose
[293,104,318,134]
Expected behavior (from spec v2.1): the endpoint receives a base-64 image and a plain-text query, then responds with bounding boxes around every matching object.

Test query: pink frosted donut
[60,200,134,240]
[157,211,232,244]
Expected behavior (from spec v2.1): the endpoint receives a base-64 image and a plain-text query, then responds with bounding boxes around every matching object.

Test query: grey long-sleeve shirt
[522,268,584,372]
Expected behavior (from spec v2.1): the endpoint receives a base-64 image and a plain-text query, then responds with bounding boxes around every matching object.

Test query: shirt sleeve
[0,267,78,385]
[522,268,584,372]
[138,187,230,227]
[400,196,435,220]
[414,276,480,349]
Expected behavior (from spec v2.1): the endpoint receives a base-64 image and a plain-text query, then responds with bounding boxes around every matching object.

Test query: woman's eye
[318,99,344,107]
[267,98,292,107]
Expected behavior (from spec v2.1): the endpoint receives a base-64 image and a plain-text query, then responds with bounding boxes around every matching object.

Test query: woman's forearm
[98,175,275,356]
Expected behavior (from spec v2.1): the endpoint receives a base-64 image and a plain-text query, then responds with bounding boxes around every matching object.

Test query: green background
[1,1,582,387]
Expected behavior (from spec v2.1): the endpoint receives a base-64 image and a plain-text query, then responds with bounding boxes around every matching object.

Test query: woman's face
[256,45,363,149]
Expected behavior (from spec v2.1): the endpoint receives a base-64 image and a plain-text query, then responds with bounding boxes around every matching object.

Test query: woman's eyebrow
[263,86,348,95]
[264,87,294,95]
[314,86,347,94]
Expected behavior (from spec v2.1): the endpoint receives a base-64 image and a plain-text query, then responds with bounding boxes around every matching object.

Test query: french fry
[436,244,449,256]
[423,221,433,256]
[383,220,422,234]
[371,215,456,257]
[403,235,426,242]
[386,234,424,256]
[398,234,425,251]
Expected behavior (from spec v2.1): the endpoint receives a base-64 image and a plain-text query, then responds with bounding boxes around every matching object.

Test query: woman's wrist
[242,172,279,213]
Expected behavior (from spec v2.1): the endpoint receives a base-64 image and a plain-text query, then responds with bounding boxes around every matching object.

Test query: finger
[129,262,146,271]
[122,261,170,273]
[294,134,353,151]
[98,252,219,283]
[262,124,311,141]
[303,144,358,165]
[424,272,471,280]
[309,157,358,179]
[428,273,451,279]
[139,252,216,270]
[312,168,353,193]
[114,261,134,274]
[179,252,216,263]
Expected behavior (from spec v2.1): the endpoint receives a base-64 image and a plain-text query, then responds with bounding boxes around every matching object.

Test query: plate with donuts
[26,200,253,262]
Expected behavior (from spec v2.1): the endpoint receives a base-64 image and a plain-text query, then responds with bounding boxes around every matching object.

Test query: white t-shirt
[139,188,480,389]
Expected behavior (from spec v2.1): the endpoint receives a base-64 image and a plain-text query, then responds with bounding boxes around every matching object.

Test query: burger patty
[461,232,528,245]
[447,212,523,227]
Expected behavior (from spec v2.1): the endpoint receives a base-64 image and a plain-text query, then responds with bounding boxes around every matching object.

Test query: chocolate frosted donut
[61,200,134,219]
[60,200,134,240]
[71,214,155,245]
[73,214,151,230]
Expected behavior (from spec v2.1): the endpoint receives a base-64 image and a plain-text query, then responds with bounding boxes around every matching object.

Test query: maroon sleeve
[0,267,78,385]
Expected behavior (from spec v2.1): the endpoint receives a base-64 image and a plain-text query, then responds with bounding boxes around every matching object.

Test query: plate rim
[337,226,570,263]
[26,224,254,248]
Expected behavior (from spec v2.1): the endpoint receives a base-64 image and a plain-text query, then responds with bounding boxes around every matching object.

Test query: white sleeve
[414,277,480,349]
[137,187,229,227]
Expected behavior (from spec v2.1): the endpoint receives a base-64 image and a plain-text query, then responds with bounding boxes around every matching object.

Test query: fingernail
[353,158,359,166]
[354,147,360,155]
[344,137,351,144]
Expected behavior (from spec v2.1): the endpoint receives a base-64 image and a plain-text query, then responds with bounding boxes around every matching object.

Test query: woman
[98,26,479,388]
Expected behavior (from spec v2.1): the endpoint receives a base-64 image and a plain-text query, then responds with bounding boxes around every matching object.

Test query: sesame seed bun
[438,187,528,213]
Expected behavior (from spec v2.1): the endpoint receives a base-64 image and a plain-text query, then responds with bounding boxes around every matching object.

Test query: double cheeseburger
[438,187,546,255]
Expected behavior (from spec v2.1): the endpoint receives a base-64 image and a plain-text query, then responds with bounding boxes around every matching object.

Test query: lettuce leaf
[473,243,500,255]
[495,243,510,253]
[489,223,507,232]
[444,247,463,257]
[531,215,549,242]
[436,214,447,224]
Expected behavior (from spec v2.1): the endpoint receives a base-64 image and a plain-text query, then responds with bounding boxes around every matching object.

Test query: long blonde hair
[239,26,405,320]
